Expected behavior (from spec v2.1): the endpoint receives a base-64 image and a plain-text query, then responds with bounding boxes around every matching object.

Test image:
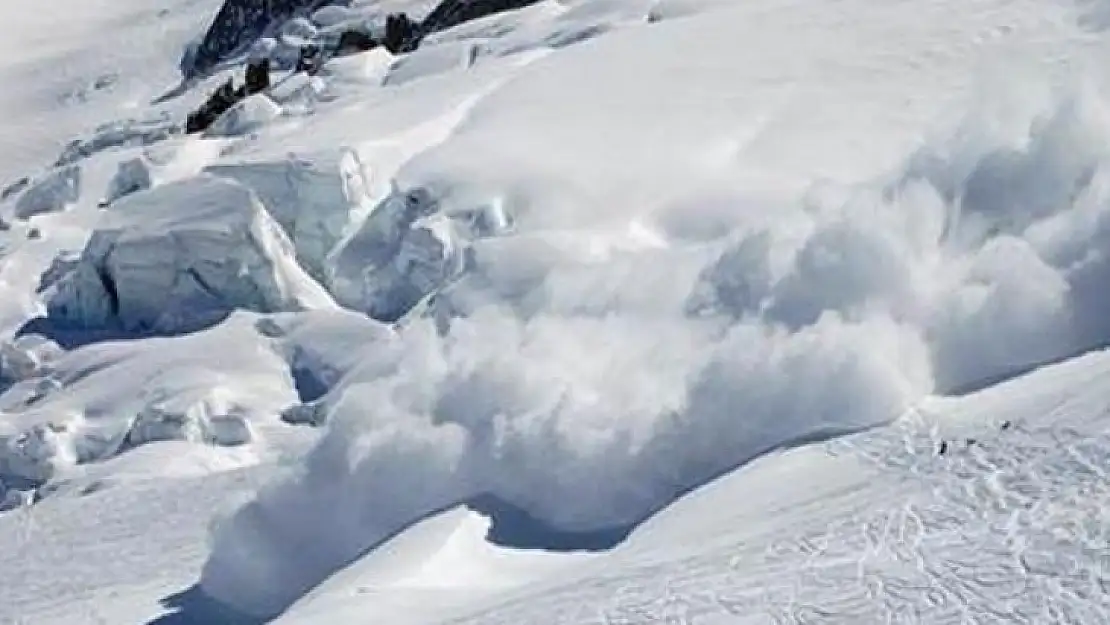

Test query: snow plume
[200,79,1110,617]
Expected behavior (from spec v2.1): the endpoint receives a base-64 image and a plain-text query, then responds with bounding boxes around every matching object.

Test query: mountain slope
[2,0,1110,623]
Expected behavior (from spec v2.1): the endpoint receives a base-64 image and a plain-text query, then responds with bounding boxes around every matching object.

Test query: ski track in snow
[432,396,1110,625]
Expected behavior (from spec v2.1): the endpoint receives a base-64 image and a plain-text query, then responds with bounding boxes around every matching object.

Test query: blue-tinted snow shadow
[290,364,329,404]
[15,314,230,350]
[468,494,634,551]
[146,585,264,625]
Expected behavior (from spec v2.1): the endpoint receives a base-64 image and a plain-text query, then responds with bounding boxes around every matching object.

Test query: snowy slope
[3,0,1110,623]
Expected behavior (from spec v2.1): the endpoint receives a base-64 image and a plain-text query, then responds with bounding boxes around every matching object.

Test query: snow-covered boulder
[205,149,372,281]
[14,165,81,219]
[47,175,335,334]
[205,94,283,138]
[103,157,153,205]
[328,187,469,322]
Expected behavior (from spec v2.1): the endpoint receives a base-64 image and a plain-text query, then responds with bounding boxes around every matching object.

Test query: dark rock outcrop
[185,0,342,78]
[335,29,378,56]
[244,58,272,94]
[186,58,274,135]
[186,78,239,134]
[383,13,420,53]
[185,0,545,80]
[294,44,325,75]
[420,0,543,36]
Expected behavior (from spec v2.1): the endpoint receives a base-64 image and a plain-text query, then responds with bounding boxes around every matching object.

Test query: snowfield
[4,0,1110,623]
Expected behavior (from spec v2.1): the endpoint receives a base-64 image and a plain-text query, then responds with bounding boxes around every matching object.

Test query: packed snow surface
[4,0,1110,623]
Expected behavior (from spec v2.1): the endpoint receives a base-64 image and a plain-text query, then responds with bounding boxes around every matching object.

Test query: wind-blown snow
[5,0,1110,622]
[195,0,1110,618]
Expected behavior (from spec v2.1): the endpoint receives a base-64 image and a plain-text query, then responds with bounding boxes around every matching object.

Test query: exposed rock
[185,0,344,78]
[244,58,272,94]
[383,13,420,53]
[295,43,325,74]
[186,78,240,134]
[335,29,378,56]
[421,0,544,37]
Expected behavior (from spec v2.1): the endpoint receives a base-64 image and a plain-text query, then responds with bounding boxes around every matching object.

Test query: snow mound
[205,148,372,281]
[47,175,335,334]
[127,391,253,448]
[13,165,81,219]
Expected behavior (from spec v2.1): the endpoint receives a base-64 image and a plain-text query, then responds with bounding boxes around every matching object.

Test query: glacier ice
[14,165,81,219]
[47,175,336,334]
[205,148,373,282]
[328,187,470,322]
[104,157,154,205]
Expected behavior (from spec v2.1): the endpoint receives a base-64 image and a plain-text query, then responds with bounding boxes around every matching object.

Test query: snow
[205,147,374,282]
[3,0,1110,623]
[204,93,284,138]
[13,165,82,220]
[104,157,154,205]
[47,175,336,334]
